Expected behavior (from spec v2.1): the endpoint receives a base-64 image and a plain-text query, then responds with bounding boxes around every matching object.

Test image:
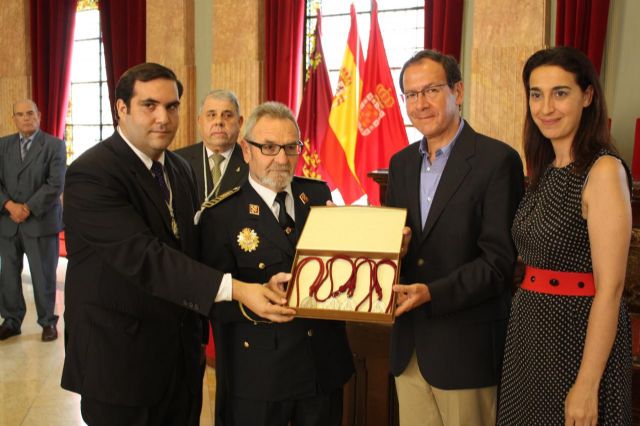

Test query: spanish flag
[319,4,366,204]
[295,13,333,186]
[355,0,409,205]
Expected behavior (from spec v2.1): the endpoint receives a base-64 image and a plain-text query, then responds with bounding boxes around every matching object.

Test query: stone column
[211,0,265,120]
[147,0,196,150]
[0,0,31,136]
[469,0,549,160]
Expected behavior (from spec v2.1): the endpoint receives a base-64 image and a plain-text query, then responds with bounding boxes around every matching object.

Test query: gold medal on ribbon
[171,217,180,239]
[237,228,259,252]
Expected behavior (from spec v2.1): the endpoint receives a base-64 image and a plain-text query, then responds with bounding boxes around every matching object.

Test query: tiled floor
[0,258,216,426]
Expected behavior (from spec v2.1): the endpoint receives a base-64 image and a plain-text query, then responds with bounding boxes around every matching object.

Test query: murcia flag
[295,13,333,186]
[355,0,409,205]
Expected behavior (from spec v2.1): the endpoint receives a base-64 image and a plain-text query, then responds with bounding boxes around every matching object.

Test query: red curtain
[632,118,640,181]
[99,0,146,127]
[556,0,610,75]
[424,0,464,62]
[264,0,305,114]
[30,0,78,139]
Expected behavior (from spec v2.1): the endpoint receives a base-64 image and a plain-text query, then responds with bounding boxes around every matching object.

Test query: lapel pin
[299,193,309,204]
[249,204,260,215]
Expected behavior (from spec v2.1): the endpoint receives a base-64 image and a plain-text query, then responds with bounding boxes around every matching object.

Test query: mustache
[268,164,292,173]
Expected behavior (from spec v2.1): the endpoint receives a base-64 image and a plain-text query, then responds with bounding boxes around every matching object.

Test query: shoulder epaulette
[201,186,241,209]
[294,175,327,184]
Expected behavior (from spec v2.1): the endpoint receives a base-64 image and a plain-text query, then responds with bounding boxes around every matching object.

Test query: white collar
[248,174,293,209]
[117,127,165,170]
[204,143,235,160]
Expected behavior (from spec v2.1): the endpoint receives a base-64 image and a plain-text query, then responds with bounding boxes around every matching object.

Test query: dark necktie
[20,138,32,160]
[150,161,170,203]
[275,191,295,242]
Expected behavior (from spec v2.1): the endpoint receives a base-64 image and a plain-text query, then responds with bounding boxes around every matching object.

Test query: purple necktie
[150,161,170,203]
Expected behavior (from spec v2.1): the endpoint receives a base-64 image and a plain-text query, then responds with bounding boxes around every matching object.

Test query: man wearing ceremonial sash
[200,101,354,426]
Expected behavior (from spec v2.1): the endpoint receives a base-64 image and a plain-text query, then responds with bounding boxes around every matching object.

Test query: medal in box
[286,206,407,324]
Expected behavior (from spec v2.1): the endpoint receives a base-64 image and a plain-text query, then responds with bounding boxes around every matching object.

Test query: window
[305,0,425,142]
[65,0,110,163]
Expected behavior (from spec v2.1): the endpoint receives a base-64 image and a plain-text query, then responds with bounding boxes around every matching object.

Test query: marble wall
[469,0,549,160]
[0,0,31,137]
[147,0,196,150]
[210,0,265,121]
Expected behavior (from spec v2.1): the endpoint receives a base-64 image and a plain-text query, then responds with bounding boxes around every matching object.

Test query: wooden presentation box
[286,206,407,324]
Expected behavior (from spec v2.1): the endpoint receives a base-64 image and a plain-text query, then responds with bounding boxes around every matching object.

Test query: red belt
[521,266,595,296]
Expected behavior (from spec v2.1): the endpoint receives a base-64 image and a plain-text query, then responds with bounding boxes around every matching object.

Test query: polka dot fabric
[498,151,632,425]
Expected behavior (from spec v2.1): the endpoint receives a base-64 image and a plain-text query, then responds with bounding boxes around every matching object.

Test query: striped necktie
[20,138,32,160]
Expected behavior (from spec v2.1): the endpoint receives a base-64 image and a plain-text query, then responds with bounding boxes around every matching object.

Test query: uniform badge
[249,204,260,215]
[299,192,309,204]
[237,228,259,252]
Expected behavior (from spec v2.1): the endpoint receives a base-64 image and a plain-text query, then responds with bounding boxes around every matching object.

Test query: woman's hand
[564,381,599,426]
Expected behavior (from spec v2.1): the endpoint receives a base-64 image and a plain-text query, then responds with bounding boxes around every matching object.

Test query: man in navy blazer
[0,99,66,342]
[387,50,524,425]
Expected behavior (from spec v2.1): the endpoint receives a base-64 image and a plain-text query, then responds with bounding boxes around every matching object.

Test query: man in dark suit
[0,99,66,342]
[387,50,524,425]
[175,89,248,207]
[200,101,354,426]
[61,63,295,426]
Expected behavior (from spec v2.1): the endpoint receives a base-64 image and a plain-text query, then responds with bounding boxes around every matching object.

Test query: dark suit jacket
[174,142,248,205]
[200,177,354,408]
[61,131,225,406]
[386,121,524,390]
[0,130,66,237]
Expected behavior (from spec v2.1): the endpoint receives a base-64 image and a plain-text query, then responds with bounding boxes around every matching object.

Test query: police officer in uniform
[200,102,354,426]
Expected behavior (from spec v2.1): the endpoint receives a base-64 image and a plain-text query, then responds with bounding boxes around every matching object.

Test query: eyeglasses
[245,139,303,156]
[402,83,449,103]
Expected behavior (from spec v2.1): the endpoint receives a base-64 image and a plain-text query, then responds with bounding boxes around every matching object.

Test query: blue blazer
[386,121,524,389]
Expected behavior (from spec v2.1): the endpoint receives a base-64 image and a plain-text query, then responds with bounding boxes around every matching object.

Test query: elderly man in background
[0,99,66,342]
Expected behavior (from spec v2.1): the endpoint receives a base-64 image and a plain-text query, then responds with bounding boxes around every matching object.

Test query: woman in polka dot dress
[497,47,632,425]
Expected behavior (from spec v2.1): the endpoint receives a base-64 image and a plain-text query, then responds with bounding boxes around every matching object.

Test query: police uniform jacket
[200,177,354,403]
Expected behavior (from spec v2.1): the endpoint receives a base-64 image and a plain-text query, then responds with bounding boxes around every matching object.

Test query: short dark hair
[399,49,462,93]
[522,46,616,188]
[114,62,184,121]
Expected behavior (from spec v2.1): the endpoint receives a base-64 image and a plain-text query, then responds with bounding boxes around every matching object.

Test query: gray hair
[13,99,39,115]
[243,101,300,140]
[199,89,241,115]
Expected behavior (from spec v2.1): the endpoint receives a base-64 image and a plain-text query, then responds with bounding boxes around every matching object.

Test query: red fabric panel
[295,14,335,187]
[632,118,640,181]
[30,0,78,139]
[555,0,610,74]
[264,0,305,114]
[205,324,216,360]
[99,0,146,128]
[59,231,67,258]
[355,0,409,206]
[424,0,464,62]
